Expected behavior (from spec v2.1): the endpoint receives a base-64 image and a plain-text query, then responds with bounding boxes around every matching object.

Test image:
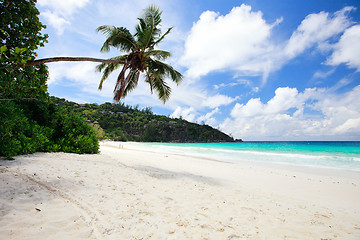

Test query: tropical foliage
[96,5,183,102]
[0,0,48,101]
[0,100,99,158]
[0,0,99,158]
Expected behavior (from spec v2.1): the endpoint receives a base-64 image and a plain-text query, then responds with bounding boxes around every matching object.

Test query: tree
[3,5,183,103]
[0,0,49,101]
[96,5,183,102]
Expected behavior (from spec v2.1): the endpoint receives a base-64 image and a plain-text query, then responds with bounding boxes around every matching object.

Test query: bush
[0,99,99,159]
[51,106,99,154]
[0,101,46,157]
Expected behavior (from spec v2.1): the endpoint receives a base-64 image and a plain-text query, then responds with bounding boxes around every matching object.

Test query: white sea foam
[139,143,360,171]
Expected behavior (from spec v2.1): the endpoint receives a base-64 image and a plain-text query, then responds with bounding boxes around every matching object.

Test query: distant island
[52,97,242,143]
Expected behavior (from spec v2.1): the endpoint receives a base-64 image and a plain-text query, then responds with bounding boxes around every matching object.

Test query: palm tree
[7,5,182,103]
[96,5,182,102]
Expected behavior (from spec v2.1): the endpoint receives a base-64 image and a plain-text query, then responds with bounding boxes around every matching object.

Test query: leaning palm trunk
[3,57,125,70]
[27,57,126,66]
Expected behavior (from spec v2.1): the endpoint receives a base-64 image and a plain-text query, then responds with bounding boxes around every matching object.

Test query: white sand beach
[1,141,359,240]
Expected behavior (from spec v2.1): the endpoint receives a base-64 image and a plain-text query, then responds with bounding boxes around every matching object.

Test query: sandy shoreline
[1,141,359,239]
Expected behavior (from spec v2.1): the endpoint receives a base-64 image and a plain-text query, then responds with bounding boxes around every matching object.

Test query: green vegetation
[52,97,235,143]
[0,100,99,158]
[0,0,99,158]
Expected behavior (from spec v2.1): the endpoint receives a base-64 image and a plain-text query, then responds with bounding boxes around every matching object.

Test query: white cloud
[197,108,220,125]
[326,24,360,71]
[334,118,360,134]
[47,62,96,84]
[214,79,253,90]
[265,87,302,114]
[46,61,115,100]
[313,85,360,121]
[38,0,90,35]
[231,98,263,118]
[41,10,70,35]
[313,68,336,79]
[166,85,237,122]
[284,7,354,58]
[181,4,279,79]
[37,0,90,16]
[229,87,306,119]
[170,107,197,122]
[220,86,360,140]
[170,106,221,125]
[328,78,353,92]
[202,94,238,108]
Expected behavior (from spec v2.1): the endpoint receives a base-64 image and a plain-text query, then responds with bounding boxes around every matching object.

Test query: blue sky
[36,0,360,141]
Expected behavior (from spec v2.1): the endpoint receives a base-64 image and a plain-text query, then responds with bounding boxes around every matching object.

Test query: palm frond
[145,50,171,60]
[136,5,163,49]
[144,63,172,103]
[97,63,120,90]
[97,25,136,52]
[96,55,128,89]
[144,70,154,93]
[96,62,107,73]
[122,71,140,98]
[95,55,127,72]
[135,18,147,40]
[152,74,171,103]
[147,59,183,85]
[153,27,173,47]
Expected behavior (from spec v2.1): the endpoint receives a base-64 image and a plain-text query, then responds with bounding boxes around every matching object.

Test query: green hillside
[52,97,239,143]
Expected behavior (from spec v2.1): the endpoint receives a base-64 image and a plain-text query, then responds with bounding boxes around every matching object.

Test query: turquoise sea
[140,142,360,171]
